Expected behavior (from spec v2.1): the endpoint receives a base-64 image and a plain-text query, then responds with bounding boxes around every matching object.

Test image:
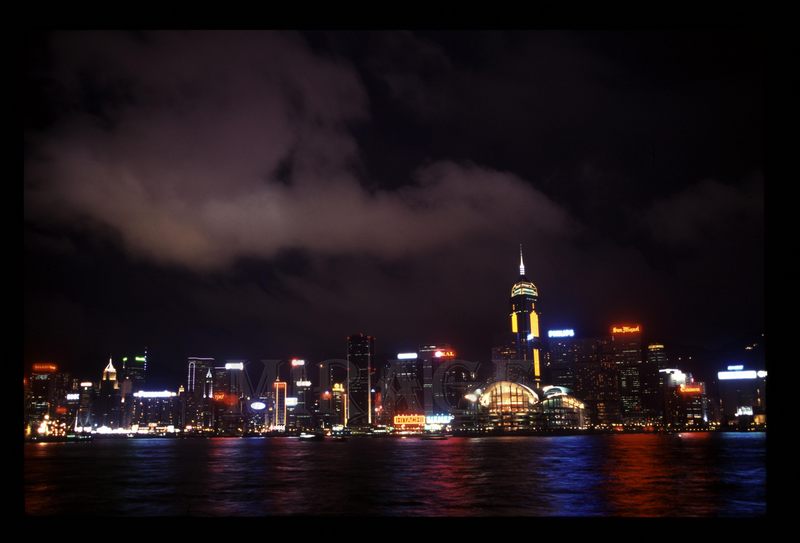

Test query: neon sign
[397,353,418,360]
[548,329,575,338]
[291,359,305,366]
[225,362,244,370]
[680,385,703,394]
[611,325,641,334]
[426,415,454,424]
[393,415,426,426]
[134,391,177,398]
[434,350,456,358]
[32,363,57,373]
[718,371,758,380]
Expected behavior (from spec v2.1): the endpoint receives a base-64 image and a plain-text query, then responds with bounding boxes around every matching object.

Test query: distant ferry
[298,432,325,441]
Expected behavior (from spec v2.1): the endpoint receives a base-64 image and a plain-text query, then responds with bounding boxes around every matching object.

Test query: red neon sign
[611,325,641,334]
[680,385,703,394]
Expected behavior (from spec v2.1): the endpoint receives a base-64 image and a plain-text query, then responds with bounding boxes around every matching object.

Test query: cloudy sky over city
[25,31,763,385]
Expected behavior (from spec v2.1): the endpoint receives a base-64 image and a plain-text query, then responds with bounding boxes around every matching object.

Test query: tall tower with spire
[510,244,542,387]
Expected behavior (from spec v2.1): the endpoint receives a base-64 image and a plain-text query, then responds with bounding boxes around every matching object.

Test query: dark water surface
[24,432,766,516]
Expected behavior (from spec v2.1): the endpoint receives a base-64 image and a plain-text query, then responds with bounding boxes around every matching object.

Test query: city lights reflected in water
[24,433,765,516]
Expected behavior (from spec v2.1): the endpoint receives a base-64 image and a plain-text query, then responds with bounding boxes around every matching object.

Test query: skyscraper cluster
[24,248,766,439]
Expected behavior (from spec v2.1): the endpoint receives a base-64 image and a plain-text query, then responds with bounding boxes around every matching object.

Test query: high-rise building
[118,351,148,428]
[573,338,621,426]
[26,363,62,431]
[419,345,456,416]
[509,245,542,387]
[186,357,214,431]
[717,365,767,428]
[346,333,374,427]
[119,351,148,390]
[642,344,668,422]
[273,380,287,431]
[131,390,181,431]
[381,353,423,423]
[96,358,121,428]
[545,329,578,390]
[611,325,644,424]
[290,358,313,430]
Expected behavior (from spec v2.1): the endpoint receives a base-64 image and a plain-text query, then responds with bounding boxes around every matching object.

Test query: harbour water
[24,432,766,516]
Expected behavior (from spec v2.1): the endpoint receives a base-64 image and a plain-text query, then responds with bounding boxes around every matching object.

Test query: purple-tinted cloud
[26,31,577,271]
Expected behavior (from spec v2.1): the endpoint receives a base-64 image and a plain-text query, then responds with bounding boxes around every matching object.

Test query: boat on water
[298,432,325,441]
[420,433,448,440]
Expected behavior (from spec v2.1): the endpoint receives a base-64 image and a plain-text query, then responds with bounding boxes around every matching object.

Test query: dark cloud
[646,175,764,245]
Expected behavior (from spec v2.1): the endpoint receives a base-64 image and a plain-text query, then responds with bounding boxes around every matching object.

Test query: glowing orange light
[434,350,456,358]
[680,385,703,394]
[213,392,226,401]
[32,363,58,373]
[393,415,426,426]
[611,325,641,334]
[55,406,67,415]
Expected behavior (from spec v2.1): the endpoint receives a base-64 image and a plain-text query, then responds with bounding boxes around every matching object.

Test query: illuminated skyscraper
[611,325,644,424]
[119,351,148,390]
[273,380,287,431]
[419,344,455,416]
[26,363,61,430]
[642,344,668,421]
[290,359,312,430]
[545,329,578,390]
[186,357,214,431]
[381,353,423,423]
[96,358,121,428]
[509,245,542,387]
[347,333,374,427]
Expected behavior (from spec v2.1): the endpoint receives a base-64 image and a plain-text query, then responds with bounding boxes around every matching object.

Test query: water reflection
[24,433,765,516]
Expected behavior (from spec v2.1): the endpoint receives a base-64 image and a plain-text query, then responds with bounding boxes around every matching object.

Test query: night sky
[24,31,764,388]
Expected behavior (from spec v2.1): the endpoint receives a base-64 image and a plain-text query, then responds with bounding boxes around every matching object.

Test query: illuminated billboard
[727,365,744,371]
[434,350,456,358]
[32,363,58,373]
[286,397,298,407]
[548,329,575,338]
[611,325,641,334]
[718,370,758,380]
[393,415,426,426]
[291,359,305,366]
[250,401,266,411]
[225,362,244,370]
[397,352,418,360]
[134,391,177,398]
[296,380,312,387]
[66,393,80,401]
[426,415,454,425]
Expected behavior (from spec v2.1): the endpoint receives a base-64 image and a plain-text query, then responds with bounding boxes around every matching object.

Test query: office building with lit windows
[186,357,214,431]
[611,325,644,424]
[346,333,374,427]
[717,365,767,428]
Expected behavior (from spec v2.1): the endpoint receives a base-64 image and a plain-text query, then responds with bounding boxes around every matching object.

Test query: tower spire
[519,243,525,276]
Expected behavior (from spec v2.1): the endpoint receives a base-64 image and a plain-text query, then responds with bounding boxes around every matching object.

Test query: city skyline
[25,31,763,388]
[23,28,767,519]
